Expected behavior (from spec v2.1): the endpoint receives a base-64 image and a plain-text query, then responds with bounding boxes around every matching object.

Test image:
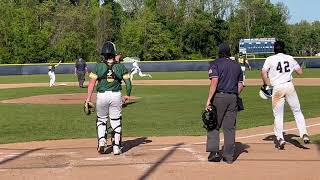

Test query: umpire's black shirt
[208,58,243,94]
[75,58,87,72]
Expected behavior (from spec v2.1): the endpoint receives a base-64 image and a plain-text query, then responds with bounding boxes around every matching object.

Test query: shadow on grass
[0,148,43,165]
[263,133,310,149]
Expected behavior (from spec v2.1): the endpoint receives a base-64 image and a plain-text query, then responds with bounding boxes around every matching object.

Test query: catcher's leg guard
[110,117,122,154]
[96,116,108,153]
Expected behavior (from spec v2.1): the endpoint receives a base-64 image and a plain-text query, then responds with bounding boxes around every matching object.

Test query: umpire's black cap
[218,43,231,58]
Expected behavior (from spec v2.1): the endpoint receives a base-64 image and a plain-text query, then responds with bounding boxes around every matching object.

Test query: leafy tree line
[0,0,319,64]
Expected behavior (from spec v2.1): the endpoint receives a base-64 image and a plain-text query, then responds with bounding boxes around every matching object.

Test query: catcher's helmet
[101,41,117,56]
[259,85,273,100]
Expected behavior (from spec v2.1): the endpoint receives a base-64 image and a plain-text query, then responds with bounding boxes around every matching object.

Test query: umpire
[205,43,244,164]
[74,56,88,88]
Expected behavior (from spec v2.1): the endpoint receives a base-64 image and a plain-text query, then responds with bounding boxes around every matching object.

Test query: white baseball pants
[272,82,308,140]
[48,71,56,87]
[96,91,123,146]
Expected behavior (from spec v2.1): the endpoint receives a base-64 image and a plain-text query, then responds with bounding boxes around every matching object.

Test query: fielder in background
[238,53,251,86]
[48,60,62,87]
[261,40,310,150]
[74,56,88,88]
[130,60,152,81]
[205,43,244,164]
[85,41,132,155]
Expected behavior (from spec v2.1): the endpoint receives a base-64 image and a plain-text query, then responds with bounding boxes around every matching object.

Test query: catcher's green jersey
[89,62,132,95]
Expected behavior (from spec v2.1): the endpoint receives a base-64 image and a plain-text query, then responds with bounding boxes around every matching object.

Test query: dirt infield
[0,118,319,180]
[0,78,320,89]
[0,79,320,180]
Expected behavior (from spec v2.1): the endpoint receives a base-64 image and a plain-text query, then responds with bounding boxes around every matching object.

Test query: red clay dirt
[0,118,319,180]
[0,78,319,89]
[0,79,320,180]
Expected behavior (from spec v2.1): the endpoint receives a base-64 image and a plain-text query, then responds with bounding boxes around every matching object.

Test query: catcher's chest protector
[101,64,118,83]
[106,66,116,82]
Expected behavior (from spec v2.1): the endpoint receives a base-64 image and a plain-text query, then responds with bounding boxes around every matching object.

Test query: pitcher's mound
[0,93,141,104]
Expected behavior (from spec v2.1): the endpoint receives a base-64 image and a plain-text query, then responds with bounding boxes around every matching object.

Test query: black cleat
[208,152,221,162]
[278,138,286,150]
[222,158,234,164]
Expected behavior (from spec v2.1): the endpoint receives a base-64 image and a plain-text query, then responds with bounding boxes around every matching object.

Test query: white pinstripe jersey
[262,53,301,86]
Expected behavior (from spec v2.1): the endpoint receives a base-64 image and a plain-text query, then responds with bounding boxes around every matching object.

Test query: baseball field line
[194,120,320,145]
[0,78,319,89]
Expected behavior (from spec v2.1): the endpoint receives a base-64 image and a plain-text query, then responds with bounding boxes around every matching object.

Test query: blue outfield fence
[0,58,319,76]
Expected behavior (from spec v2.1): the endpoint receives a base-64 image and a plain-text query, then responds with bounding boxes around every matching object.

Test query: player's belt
[274,80,292,86]
[216,91,237,95]
[98,90,120,93]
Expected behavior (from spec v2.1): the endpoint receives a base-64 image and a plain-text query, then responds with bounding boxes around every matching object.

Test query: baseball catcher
[84,101,95,115]
[201,105,218,131]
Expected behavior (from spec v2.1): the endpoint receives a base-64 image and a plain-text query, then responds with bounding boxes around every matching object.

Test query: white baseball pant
[48,71,56,87]
[96,91,123,147]
[272,82,308,140]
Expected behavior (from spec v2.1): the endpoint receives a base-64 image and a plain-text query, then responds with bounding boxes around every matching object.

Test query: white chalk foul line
[85,157,111,161]
[150,146,206,161]
[194,122,320,145]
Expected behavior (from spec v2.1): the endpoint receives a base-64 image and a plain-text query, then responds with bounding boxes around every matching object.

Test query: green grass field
[0,68,320,84]
[310,134,320,144]
[0,85,319,144]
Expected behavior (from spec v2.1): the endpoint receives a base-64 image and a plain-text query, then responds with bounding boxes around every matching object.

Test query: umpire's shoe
[208,152,221,162]
[302,134,310,144]
[222,157,234,164]
[278,138,286,150]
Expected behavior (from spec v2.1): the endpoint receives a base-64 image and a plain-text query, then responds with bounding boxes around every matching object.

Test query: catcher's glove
[84,101,95,115]
[201,105,218,131]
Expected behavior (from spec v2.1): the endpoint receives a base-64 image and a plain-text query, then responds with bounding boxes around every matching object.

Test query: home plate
[85,157,111,161]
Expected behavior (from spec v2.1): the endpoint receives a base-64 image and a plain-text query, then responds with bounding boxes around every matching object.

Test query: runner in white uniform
[261,40,310,149]
[130,60,152,81]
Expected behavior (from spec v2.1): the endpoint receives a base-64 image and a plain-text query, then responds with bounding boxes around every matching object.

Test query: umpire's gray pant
[206,93,238,161]
[76,71,85,87]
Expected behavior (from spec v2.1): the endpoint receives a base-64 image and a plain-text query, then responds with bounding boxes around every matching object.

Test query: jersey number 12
[276,61,290,73]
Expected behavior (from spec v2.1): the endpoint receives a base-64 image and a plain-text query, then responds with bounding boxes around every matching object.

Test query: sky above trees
[271,0,320,24]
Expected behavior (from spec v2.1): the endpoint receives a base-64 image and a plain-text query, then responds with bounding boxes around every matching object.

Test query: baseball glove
[84,101,95,115]
[201,105,218,131]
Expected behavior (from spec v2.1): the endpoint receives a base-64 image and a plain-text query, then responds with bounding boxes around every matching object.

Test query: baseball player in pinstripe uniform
[261,40,310,150]
[85,41,132,155]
